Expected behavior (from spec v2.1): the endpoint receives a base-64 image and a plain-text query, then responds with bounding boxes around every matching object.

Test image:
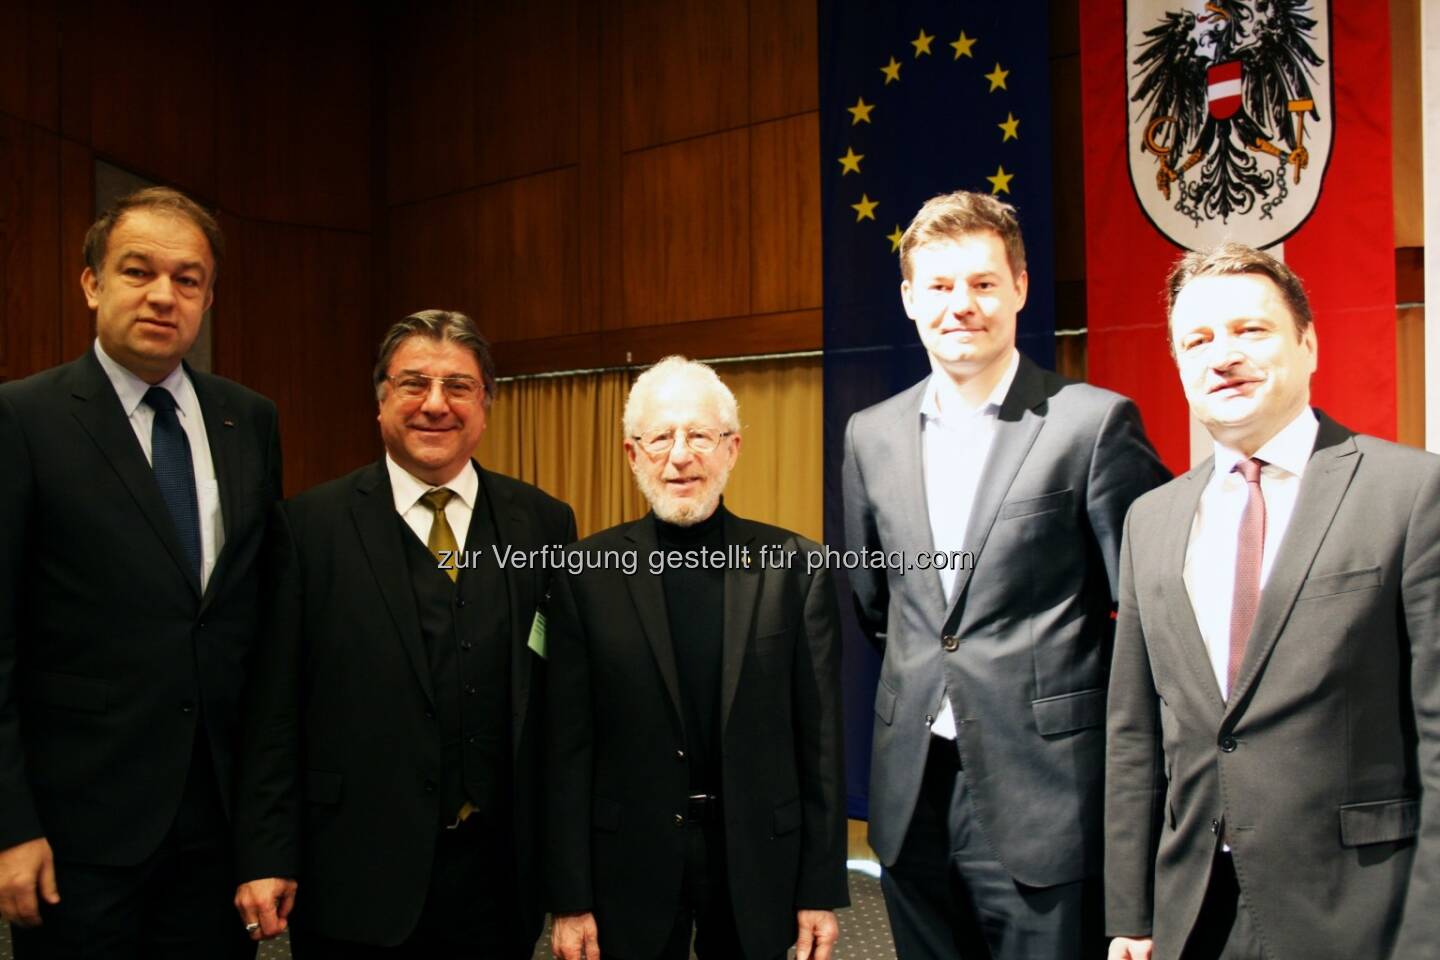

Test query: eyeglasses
[632,427,733,456]
[386,374,482,403]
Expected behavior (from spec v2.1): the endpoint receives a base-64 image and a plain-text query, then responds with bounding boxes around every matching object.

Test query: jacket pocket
[23,671,109,714]
[772,797,802,836]
[1297,566,1381,600]
[1032,687,1105,736]
[998,488,1073,521]
[592,795,621,833]
[874,677,898,725]
[304,768,344,805]
[1339,798,1419,847]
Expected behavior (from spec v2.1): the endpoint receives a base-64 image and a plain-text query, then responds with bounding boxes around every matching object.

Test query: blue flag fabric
[819,0,1056,820]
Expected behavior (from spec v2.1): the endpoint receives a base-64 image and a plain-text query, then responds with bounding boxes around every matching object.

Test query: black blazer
[0,348,282,865]
[1106,414,1440,959]
[234,459,576,947]
[545,510,849,960]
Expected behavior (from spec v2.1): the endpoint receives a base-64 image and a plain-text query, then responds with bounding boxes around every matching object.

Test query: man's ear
[81,267,101,309]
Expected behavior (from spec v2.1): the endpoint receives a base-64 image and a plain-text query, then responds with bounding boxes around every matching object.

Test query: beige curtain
[476,356,823,542]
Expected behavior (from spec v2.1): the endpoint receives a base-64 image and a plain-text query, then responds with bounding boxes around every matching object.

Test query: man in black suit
[547,356,849,960]
[233,310,576,959]
[843,190,1168,958]
[0,187,282,957]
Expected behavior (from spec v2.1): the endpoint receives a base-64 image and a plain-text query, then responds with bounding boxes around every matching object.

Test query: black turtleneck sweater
[655,504,726,795]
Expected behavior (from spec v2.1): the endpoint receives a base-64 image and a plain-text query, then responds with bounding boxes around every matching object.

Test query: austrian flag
[1207,60,1242,120]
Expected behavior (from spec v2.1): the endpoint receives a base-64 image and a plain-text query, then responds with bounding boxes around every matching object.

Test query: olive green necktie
[422,488,458,583]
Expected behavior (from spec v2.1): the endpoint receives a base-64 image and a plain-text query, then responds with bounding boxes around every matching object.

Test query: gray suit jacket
[844,355,1168,886]
[1105,412,1440,959]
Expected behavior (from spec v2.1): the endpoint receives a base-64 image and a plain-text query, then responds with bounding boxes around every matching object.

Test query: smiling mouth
[1209,378,1258,395]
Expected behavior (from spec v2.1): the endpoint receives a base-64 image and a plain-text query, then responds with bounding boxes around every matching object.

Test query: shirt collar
[385,453,478,515]
[1212,406,1319,481]
[93,337,193,419]
[921,349,1020,422]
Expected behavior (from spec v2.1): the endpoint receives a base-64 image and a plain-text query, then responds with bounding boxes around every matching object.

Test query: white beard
[631,459,731,527]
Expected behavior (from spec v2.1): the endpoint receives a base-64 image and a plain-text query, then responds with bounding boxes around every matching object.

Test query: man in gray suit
[843,190,1167,958]
[1106,243,1440,960]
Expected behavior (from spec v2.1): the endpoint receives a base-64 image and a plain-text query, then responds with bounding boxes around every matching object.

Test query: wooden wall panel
[620,0,749,151]
[473,0,580,186]
[59,138,95,361]
[385,1,478,205]
[0,118,61,381]
[217,1,372,231]
[1397,305,1424,448]
[86,0,218,197]
[388,191,479,326]
[749,0,818,122]
[750,113,820,314]
[1392,0,1422,247]
[222,219,377,496]
[0,0,59,129]
[621,130,750,327]
[473,168,580,342]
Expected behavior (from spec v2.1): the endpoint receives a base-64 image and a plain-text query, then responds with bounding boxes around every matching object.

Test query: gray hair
[623,356,740,438]
[373,310,497,409]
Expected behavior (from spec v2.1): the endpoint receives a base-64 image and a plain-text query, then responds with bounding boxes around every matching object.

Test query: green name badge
[527,610,548,659]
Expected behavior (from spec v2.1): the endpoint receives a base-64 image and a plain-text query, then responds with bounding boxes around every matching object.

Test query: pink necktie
[1228,458,1266,697]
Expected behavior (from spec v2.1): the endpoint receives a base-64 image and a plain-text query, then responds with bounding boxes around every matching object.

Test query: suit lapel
[68,351,200,597]
[190,369,240,611]
[944,357,1046,627]
[720,511,761,734]
[1224,414,1359,717]
[892,383,949,619]
[1161,462,1227,715]
[350,462,433,708]
[480,466,536,755]
[623,517,687,734]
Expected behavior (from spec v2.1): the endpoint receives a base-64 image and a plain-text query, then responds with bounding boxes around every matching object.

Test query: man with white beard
[545,356,850,960]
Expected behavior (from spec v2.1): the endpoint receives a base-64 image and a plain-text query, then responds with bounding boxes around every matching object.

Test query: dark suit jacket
[1106,412,1440,959]
[843,355,1168,884]
[234,459,575,947]
[0,348,281,864]
[545,510,849,960]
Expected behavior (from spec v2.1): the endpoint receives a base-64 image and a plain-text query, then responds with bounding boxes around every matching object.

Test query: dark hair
[373,310,497,409]
[82,186,225,283]
[1165,241,1313,338]
[899,190,1027,280]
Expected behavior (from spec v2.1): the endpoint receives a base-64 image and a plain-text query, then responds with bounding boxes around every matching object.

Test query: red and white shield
[1206,61,1242,120]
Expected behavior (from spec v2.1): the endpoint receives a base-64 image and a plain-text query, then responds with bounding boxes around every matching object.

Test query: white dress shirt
[1183,407,1319,700]
[94,339,224,591]
[386,454,477,554]
[921,350,1020,739]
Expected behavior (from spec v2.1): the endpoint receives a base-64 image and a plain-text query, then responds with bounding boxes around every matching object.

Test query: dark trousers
[12,734,253,960]
[881,735,1100,960]
[611,820,784,960]
[289,814,530,960]
[1182,851,1264,960]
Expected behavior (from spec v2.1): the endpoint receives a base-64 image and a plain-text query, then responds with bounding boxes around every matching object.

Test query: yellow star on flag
[986,165,1014,194]
[837,147,864,175]
[911,29,934,57]
[852,194,879,222]
[887,225,904,252]
[847,97,875,125]
[950,31,977,59]
[880,57,902,85]
[998,112,1020,141]
[985,63,1009,92]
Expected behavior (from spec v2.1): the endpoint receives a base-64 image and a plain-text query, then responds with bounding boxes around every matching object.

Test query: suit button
[465,684,477,696]
[425,710,435,720]
[456,598,467,608]
[925,714,935,726]
[942,634,960,652]
[466,735,477,745]
[673,813,684,826]
[1220,737,1238,753]
[423,779,436,794]
[675,749,686,761]
[180,701,195,715]
[197,621,206,630]
[460,641,474,651]
[1211,818,1220,835]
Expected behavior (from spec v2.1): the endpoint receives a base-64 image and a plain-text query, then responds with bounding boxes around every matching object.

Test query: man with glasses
[546,356,849,960]
[232,310,576,958]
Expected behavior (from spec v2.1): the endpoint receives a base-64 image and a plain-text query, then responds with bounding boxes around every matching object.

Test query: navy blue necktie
[143,386,202,584]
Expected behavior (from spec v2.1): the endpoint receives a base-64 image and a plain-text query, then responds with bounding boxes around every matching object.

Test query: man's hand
[551,910,600,960]
[1109,936,1155,959]
[795,909,839,960]
[233,877,298,940]
[0,837,58,927]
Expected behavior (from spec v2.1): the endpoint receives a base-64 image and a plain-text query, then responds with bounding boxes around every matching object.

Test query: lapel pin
[222,418,236,428]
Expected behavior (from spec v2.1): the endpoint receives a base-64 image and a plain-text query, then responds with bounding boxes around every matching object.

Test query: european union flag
[819,0,1056,819]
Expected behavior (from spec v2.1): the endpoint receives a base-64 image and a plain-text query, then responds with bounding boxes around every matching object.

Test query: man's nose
[667,434,695,467]
[146,275,175,307]
[420,379,450,414]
